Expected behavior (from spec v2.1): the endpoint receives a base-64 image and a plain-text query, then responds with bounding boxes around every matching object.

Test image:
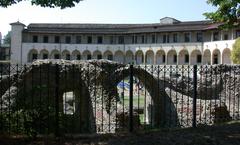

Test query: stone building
[10,17,238,65]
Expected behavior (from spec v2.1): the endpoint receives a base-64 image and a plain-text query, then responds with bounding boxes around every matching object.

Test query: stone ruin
[0,60,239,134]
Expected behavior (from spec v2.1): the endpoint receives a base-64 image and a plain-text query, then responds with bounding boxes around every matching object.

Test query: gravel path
[0,123,240,145]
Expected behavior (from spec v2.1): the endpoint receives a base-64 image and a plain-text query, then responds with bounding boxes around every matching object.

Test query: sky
[0,0,217,37]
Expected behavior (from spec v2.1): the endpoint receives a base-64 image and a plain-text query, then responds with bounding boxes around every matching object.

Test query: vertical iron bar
[55,64,60,136]
[129,64,133,132]
[192,65,197,128]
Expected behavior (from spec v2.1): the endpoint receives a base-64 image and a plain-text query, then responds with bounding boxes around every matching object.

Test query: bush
[231,38,240,64]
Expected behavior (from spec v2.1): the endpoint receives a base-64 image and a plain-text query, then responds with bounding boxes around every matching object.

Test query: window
[162,55,166,63]
[224,34,229,40]
[118,36,124,44]
[213,32,219,41]
[134,36,138,44]
[236,30,240,38]
[132,36,135,43]
[55,36,60,43]
[66,54,71,60]
[97,36,103,44]
[173,55,177,63]
[54,54,60,59]
[65,36,71,44]
[87,36,92,44]
[33,35,38,43]
[87,54,91,60]
[152,35,156,43]
[43,54,48,59]
[43,36,48,43]
[77,54,81,60]
[76,36,81,44]
[110,36,114,44]
[97,54,102,59]
[196,32,203,42]
[184,33,190,42]
[173,33,178,43]
[197,55,202,63]
[185,54,189,63]
[141,35,145,43]
[163,34,169,43]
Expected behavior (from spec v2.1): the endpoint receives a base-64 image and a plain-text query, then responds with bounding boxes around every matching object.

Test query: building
[10,17,238,65]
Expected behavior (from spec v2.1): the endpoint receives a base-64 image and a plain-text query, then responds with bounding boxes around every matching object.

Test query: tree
[231,37,240,64]
[204,0,240,28]
[0,0,83,9]
[3,31,11,45]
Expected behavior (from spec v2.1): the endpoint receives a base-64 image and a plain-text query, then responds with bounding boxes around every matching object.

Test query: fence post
[129,64,133,132]
[55,64,60,136]
[192,65,197,128]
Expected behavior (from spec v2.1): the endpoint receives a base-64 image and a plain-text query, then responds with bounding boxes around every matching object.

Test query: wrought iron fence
[0,60,239,137]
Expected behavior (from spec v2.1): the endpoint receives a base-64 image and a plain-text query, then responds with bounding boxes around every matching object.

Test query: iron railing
[0,60,239,136]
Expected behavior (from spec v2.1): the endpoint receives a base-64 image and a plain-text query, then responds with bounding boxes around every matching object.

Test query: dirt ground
[1,123,240,145]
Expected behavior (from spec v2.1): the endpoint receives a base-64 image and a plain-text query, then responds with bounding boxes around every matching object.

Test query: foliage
[204,0,240,28]
[231,37,240,64]
[3,31,10,45]
[0,0,83,9]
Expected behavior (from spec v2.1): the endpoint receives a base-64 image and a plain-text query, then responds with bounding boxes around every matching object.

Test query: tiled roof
[24,20,214,34]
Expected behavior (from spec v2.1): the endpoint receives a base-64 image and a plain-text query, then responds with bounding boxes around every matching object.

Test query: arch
[39,49,49,60]
[135,50,144,64]
[212,49,221,64]
[156,50,166,64]
[28,49,38,62]
[178,49,189,65]
[103,50,113,60]
[82,50,92,60]
[167,50,177,65]
[50,49,61,59]
[114,50,124,63]
[190,49,202,65]
[72,50,81,60]
[93,50,102,60]
[203,49,211,65]
[62,50,71,60]
[125,50,134,64]
[145,50,154,64]
[222,48,231,64]
[113,67,178,127]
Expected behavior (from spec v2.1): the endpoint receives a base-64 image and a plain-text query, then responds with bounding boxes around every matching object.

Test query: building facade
[10,17,239,65]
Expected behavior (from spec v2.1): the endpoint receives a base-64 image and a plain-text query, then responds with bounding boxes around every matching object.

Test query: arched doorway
[62,50,71,60]
[82,50,92,60]
[135,50,144,64]
[190,50,202,65]
[156,50,166,64]
[125,50,134,64]
[145,50,154,64]
[212,49,221,64]
[114,50,124,63]
[103,50,113,61]
[222,48,231,64]
[28,49,38,62]
[203,49,211,65]
[167,50,177,65]
[39,49,49,59]
[93,50,102,60]
[72,50,81,60]
[178,49,189,65]
[50,49,61,59]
